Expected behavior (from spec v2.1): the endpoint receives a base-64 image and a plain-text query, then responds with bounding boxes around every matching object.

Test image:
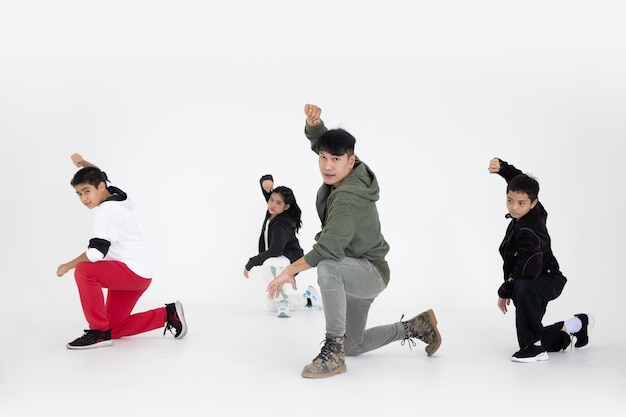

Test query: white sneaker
[277,299,291,318]
[303,285,323,309]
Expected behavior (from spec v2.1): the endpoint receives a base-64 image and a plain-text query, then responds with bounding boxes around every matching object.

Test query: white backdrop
[1,1,624,334]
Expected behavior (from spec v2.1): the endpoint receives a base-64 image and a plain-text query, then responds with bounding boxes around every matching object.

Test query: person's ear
[98,181,107,191]
[284,204,290,211]
[530,199,538,209]
[349,154,356,168]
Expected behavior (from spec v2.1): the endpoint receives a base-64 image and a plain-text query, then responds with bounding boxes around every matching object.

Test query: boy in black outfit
[489,158,593,363]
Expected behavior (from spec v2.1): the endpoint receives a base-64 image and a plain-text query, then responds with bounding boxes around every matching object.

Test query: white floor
[2,301,624,416]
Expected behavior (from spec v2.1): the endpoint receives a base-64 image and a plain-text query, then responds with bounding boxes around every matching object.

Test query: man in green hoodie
[267,103,442,378]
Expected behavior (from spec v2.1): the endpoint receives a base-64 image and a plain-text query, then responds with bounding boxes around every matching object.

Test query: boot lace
[399,313,426,350]
[316,337,340,361]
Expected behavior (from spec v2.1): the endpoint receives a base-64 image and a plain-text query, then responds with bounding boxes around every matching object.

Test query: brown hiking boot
[301,333,347,379]
[402,309,442,356]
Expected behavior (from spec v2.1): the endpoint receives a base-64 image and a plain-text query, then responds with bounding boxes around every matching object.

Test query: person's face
[506,190,537,220]
[267,193,290,218]
[75,182,108,209]
[318,150,355,188]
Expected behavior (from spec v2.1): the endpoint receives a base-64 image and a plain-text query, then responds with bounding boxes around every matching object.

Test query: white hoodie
[86,188,153,278]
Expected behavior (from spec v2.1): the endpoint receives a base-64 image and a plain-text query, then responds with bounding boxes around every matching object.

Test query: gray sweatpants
[317,257,405,356]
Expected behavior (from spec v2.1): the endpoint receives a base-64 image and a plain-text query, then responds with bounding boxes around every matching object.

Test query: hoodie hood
[102,185,134,208]
[269,212,299,229]
[317,158,380,208]
[306,157,389,272]
[332,159,380,202]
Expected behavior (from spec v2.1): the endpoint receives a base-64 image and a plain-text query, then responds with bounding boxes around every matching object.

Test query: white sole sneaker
[174,300,188,339]
[511,351,549,363]
[66,339,113,350]
[277,300,290,318]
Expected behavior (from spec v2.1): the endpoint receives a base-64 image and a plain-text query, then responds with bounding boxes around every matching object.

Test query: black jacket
[245,175,304,271]
[496,160,561,298]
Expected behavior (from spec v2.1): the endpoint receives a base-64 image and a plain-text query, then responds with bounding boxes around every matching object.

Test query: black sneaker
[572,313,594,349]
[511,345,549,363]
[164,300,187,339]
[67,329,112,350]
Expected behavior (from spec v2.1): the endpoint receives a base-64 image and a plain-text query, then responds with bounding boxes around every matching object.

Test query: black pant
[541,322,571,352]
[511,272,567,349]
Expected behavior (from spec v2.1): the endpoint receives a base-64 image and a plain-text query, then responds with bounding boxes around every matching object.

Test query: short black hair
[71,167,109,188]
[316,128,356,156]
[507,173,539,202]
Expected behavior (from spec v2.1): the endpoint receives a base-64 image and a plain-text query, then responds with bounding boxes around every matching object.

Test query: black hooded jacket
[245,175,304,271]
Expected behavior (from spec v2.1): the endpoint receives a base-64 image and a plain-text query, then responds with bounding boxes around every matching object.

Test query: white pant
[261,256,307,311]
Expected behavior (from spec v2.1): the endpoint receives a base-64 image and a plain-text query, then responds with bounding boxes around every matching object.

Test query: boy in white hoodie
[56,153,187,349]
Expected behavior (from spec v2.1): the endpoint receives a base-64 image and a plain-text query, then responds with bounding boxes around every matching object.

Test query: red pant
[74,261,166,339]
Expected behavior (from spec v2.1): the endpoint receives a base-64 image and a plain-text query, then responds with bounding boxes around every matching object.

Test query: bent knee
[344,337,366,356]
[344,343,362,357]
[317,260,335,276]
[73,262,99,283]
[74,262,88,279]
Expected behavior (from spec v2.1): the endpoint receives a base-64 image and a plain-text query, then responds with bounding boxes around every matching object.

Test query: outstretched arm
[304,103,322,126]
[260,174,274,201]
[71,153,99,169]
[488,158,501,174]
[488,157,522,183]
[303,103,327,153]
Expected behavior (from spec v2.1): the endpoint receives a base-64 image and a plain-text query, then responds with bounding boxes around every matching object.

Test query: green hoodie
[303,121,391,285]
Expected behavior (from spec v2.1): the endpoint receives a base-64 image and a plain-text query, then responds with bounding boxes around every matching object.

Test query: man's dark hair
[71,167,109,188]
[507,173,539,202]
[316,128,356,156]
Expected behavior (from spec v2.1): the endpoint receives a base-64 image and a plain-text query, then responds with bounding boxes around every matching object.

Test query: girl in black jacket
[244,175,321,317]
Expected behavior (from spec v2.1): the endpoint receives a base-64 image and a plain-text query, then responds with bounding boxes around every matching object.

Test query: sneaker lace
[80,330,96,342]
[568,324,584,350]
[568,333,578,350]
[74,329,109,345]
[163,322,175,337]
[163,310,181,337]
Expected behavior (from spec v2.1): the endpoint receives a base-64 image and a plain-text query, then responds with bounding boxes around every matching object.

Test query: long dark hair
[272,186,303,232]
